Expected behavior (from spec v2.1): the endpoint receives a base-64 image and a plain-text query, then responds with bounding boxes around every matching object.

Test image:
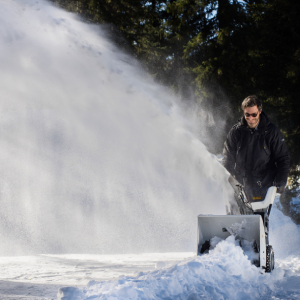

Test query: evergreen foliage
[50,0,300,186]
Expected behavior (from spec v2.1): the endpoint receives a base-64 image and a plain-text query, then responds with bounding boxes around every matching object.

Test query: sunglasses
[245,112,259,118]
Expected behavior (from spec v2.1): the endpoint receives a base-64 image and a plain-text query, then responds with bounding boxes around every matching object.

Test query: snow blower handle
[251,187,277,211]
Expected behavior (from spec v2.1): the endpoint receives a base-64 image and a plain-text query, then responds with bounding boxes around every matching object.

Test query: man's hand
[276,183,286,194]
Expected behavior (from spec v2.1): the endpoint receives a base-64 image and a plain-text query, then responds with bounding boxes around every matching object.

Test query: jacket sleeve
[270,127,290,186]
[222,127,238,177]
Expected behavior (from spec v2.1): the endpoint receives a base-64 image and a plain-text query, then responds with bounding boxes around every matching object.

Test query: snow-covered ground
[1,197,300,300]
[0,252,194,299]
[279,189,300,225]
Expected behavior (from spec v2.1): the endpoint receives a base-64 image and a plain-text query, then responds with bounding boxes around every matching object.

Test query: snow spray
[0,0,234,255]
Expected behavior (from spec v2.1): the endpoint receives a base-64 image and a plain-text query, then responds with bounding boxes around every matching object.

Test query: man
[222,95,290,202]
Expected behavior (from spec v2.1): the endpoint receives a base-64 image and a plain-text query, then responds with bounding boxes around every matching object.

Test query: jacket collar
[238,111,270,132]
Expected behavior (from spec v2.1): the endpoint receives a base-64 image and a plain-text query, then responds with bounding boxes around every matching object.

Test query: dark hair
[241,95,262,111]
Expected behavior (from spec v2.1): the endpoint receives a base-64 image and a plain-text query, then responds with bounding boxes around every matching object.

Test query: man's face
[243,105,261,128]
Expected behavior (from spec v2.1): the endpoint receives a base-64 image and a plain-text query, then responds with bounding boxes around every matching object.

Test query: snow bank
[83,236,284,300]
[77,198,300,300]
[270,198,300,258]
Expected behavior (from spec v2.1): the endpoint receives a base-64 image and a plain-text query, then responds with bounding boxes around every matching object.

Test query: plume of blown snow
[0,0,233,255]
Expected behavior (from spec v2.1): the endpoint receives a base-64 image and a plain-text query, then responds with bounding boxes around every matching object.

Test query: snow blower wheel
[265,245,275,273]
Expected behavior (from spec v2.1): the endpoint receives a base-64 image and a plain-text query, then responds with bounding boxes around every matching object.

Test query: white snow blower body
[197,175,277,273]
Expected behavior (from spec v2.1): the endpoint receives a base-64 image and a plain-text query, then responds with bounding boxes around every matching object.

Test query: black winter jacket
[222,111,290,195]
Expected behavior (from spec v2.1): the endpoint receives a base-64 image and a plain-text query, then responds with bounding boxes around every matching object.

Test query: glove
[276,184,286,194]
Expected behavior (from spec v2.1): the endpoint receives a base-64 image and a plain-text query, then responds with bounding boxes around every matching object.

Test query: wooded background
[50,0,300,186]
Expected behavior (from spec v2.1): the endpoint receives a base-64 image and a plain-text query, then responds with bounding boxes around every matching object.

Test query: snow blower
[197,175,277,273]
